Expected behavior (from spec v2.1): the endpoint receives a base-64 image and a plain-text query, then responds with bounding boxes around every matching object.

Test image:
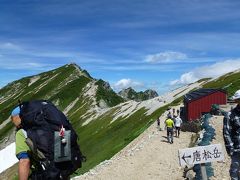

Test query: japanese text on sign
[178,144,224,166]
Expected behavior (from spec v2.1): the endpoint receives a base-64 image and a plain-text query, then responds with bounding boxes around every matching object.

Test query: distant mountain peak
[118,87,158,101]
[68,62,82,70]
[64,63,92,79]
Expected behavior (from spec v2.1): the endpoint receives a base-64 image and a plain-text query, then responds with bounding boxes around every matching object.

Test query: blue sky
[1,0,240,94]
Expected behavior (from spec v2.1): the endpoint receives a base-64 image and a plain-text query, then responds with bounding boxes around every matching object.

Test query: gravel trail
[75,110,193,180]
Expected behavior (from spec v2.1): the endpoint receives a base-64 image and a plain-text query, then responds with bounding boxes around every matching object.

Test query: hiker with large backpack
[10,100,86,180]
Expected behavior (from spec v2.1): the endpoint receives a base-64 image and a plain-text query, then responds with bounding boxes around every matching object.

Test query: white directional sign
[178,144,224,166]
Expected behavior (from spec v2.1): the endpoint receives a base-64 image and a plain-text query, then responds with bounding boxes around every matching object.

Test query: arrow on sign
[182,153,191,164]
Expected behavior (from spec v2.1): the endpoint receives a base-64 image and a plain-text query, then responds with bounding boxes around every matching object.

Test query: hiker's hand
[81,156,87,162]
[229,149,234,156]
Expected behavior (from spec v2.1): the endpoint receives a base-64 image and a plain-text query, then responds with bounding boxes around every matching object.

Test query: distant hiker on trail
[165,115,174,144]
[223,90,240,180]
[157,116,161,131]
[174,115,182,138]
[11,100,85,180]
[177,109,180,116]
[167,110,173,119]
[172,108,176,117]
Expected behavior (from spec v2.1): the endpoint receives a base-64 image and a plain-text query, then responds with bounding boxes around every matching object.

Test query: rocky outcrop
[118,87,158,101]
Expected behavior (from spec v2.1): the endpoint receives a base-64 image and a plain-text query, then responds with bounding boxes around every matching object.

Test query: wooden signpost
[178,144,224,180]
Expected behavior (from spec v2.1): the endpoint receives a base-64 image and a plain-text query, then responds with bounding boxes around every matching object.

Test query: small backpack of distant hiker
[18,100,86,180]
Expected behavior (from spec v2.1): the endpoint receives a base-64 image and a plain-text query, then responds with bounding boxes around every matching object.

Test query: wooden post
[200,163,207,180]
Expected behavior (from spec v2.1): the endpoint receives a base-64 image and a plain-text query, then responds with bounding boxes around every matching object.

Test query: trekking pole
[18,99,22,108]
[18,99,22,104]
[234,149,240,153]
[200,163,207,180]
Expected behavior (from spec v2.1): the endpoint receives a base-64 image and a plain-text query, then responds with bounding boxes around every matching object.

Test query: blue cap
[11,106,20,116]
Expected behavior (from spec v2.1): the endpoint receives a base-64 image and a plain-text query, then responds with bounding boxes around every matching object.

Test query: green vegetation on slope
[197,78,211,83]
[96,79,124,107]
[0,64,92,141]
[203,71,240,96]
[50,76,90,110]
[0,122,14,141]
[74,69,240,176]
[74,103,170,175]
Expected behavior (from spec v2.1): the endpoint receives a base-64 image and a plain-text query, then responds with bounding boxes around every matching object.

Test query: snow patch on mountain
[111,101,140,123]
[99,99,108,109]
[81,81,108,126]
[110,81,203,124]
[0,118,11,130]
[84,81,98,98]
[63,98,79,115]
[0,143,18,173]
[139,98,165,116]
[0,82,22,104]
[28,76,40,86]
[82,81,204,126]
[35,73,59,93]
[170,81,203,99]
[82,107,110,126]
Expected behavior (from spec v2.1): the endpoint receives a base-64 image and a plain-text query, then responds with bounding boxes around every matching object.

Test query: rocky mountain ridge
[118,87,158,101]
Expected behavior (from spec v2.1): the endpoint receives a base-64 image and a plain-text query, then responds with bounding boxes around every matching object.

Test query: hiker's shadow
[161,135,169,143]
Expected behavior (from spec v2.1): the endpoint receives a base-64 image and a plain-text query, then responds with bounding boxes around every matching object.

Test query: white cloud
[113,78,144,91]
[170,59,240,85]
[145,51,187,63]
[0,42,22,51]
[0,61,52,71]
[169,79,180,86]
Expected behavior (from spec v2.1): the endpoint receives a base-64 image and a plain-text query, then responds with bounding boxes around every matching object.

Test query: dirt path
[74,110,194,180]
[209,115,231,180]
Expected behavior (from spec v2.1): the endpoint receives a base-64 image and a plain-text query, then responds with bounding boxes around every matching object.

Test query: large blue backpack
[18,100,86,180]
